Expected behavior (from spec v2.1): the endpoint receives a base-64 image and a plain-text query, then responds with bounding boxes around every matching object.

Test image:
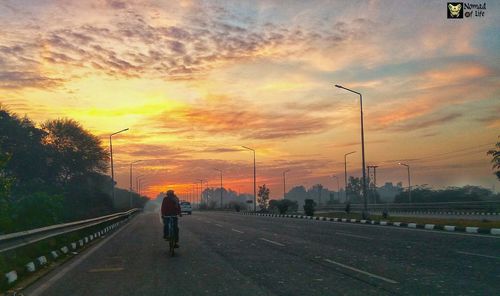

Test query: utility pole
[367,165,379,204]
[283,169,290,199]
[215,169,223,208]
[344,151,356,202]
[242,146,256,212]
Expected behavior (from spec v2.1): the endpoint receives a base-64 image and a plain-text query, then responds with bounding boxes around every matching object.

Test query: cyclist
[161,189,181,248]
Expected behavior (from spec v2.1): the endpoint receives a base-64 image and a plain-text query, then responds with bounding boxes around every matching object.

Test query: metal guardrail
[317,201,500,212]
[0,208,140,253]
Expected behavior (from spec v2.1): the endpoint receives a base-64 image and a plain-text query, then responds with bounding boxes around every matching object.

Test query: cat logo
[447,2,463,18]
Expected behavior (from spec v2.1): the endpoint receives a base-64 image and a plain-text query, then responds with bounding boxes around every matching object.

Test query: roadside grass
[315,212,500,229]
[0,218,125,293]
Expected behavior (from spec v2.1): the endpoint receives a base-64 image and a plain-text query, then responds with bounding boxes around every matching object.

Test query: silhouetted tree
[41,118,109,186]
[257,184,270,211]
[303,199,316,216]
[487,138,500,181]
[346,177,362,203]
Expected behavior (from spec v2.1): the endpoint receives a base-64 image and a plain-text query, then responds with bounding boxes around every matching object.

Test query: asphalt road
[24,210,500,295]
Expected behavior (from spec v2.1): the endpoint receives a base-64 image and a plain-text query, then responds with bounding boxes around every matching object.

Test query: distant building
[377,182,403,203]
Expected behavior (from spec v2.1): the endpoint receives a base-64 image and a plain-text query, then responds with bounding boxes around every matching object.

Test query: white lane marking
[215,224,223,227]
[324,259,398,284]
[27,215,136,296]
[456,251,500,260]
[259,238,285,247]
[232,228,244,234]
[335,232,373,240]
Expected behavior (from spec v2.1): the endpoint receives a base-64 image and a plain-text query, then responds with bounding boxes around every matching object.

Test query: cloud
[145,96,332,140]
[381,112,463,132]
[0,71,65,89]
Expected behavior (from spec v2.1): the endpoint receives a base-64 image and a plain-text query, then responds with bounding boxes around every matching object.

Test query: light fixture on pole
[129,160,142,209]
[241,146,256,212]
[332,175,340,202]
[109,128,129,206]
[283,169,290,199]
[336,83,368,218]
[214,169,223,208]
[398,163,411,203]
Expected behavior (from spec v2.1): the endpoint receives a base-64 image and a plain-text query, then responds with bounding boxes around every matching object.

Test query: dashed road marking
[324,259,398,284]
[232,228,244,234]
[335,232,373,240]
[215,224,223,227]
[88,267,124,273]
[259,238,285,247]
[456,251,500,260]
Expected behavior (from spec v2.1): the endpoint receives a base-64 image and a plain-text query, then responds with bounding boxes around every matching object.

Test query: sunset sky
[1,0,499,199]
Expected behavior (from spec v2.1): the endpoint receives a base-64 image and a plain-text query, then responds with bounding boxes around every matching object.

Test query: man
[161,190,181,247]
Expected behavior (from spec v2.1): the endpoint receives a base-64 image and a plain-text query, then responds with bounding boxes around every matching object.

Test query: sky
[1,0,499,199]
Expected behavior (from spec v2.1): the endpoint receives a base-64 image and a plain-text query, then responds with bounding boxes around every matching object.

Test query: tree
[346,177,362,203]
[487,139,500,181]
[303,199,316,216]
[41,118,109,185]
[257,184,270,211]
[0,150,13,233]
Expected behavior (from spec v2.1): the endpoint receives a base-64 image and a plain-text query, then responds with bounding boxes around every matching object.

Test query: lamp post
[398,163,411,203]
[344,151,356,202]
[197,179,204,204]
[129,160,142,209]
[283,169,290,199]
[332,175,340,202]
[214,169,223,208]
[138,179,147,196]
[109,128,129,206]
[336,83,368,218]
[241,146,256,212]
[136,175,145,195]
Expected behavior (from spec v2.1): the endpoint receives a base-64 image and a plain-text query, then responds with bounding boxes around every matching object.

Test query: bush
[303,199,316,216]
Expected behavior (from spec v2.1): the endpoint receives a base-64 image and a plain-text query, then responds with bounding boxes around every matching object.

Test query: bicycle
[163,215,177,257]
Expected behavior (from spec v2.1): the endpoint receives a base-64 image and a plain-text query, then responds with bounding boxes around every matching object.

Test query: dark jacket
[161,194,181,216]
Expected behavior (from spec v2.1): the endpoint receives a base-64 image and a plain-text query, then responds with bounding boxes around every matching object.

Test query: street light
[344,151,356,202]
[136,175,145,195]
[241,146,256,212]
[214,169,223,208]
[197,179,205,204]
[336,83,368,218]
[283,169,290,199]
[109,128,129,206]
[398,163,411,203]
[332,175,340,202]
[129,160,142,209]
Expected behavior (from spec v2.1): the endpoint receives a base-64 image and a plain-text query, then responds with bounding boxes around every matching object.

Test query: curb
[240,212,500,236]
[2,216,134,291]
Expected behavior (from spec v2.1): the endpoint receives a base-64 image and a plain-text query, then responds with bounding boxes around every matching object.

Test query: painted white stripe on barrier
[324,259,397,284]
[465,227,479,233]
[350,219,357,223]
[393,222,401,227]
[51,251,58,259]
[26,262,36,272]
[425,224,435,230]
[491,228,500,235]
[360,220,367,223]
[444,225,456,232]
[408,223,417,228]
[37,256,47,265]
[5,270,18,284]
[380,221,388,226]
[60,246,69,254]
[341,218,347,222]
[71,242,77,249]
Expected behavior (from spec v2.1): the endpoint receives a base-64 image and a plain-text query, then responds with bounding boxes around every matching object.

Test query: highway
[24,211,500,295]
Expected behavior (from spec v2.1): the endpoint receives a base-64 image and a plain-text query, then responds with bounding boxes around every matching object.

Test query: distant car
[180,201,192,215]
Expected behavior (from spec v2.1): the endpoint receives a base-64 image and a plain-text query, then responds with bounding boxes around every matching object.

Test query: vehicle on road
[180,201,192,215]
